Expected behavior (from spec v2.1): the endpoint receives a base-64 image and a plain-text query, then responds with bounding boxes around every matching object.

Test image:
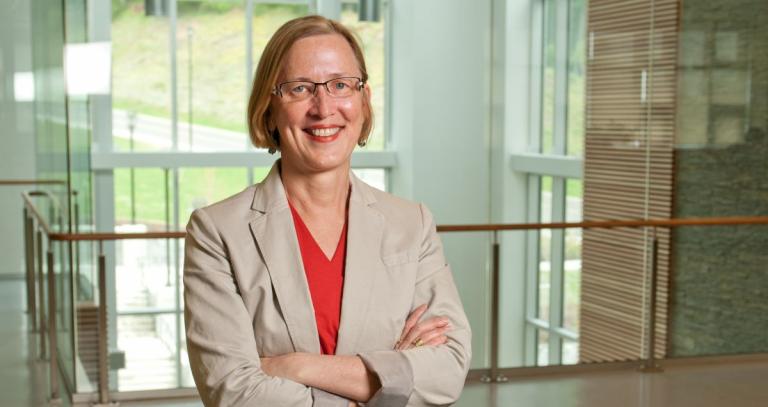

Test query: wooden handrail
[436,216,768,232]
[21,191,768,242]
[22,192,55,236]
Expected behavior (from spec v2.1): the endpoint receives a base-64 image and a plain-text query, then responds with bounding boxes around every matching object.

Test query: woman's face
[270,34,370,174]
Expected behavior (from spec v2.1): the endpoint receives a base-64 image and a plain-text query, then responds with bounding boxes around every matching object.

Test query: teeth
[309,127,340,137]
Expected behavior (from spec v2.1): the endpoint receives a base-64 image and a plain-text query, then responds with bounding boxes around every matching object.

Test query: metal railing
[16,184,768,404]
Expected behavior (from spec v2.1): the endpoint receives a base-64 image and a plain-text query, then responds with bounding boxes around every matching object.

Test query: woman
[184,15,471,406]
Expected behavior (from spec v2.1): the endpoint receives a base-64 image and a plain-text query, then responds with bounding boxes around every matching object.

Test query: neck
[280,159,350,216]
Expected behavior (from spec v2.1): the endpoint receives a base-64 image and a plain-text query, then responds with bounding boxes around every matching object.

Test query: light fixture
[64,42,112,96]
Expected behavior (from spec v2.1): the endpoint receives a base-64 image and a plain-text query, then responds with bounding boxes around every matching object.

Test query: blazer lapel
[248,163,320,354]
[335,174,383,355]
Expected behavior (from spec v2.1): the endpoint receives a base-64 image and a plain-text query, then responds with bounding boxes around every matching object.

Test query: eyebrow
[282,73,357,82]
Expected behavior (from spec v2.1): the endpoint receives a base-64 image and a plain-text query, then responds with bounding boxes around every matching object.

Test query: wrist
[288,352,310,383]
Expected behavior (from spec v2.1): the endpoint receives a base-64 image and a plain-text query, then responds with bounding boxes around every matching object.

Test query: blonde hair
[247,15,373,150]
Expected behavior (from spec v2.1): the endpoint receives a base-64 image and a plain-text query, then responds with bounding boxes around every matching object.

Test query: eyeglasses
[272,77,364,102]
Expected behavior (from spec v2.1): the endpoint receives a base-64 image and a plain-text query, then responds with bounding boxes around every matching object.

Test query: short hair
[247,15,373,151]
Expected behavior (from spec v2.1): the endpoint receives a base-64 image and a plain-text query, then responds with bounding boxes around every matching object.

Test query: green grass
[113,137,270,226]
[541,176,583,199]
[111,1,386,150]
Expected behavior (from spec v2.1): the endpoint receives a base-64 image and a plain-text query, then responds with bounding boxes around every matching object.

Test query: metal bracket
[480,374,509,383]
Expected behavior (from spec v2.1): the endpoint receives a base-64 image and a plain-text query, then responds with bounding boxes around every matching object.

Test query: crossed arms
[184,204,471,406]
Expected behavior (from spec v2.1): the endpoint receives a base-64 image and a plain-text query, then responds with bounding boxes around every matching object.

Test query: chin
[288,150,351,174]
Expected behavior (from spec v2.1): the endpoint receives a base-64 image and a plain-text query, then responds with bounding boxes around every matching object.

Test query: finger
[417,325,450,346]
[423,334,448,347]
[399,304,428,343]
[401,329,449,350]
[405,325,449,350]
[397,315,446,350]
[399,316,450,350]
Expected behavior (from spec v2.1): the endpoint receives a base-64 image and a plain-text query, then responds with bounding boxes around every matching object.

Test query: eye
[334,81,349,90]
[290,84,308,94]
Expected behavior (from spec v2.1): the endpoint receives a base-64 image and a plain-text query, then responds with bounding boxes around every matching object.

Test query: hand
[395,304,451,350]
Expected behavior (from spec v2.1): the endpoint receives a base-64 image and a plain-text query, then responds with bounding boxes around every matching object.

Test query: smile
[304,126,343,143]
[309,127,340,137]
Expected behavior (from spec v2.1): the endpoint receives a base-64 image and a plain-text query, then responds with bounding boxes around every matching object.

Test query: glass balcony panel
[117,313,180,391]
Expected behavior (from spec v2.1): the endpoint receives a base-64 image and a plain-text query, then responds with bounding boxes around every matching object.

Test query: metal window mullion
[172,167,182,387]
[522,0,545,367]
[117,309,178,316]
[524,174,541,366]
[89,0,117,393]
[170,0,179,151]
[528,0,544,153]
[548,176,566,364]
[552,0,569,156]
[552,326,578,342]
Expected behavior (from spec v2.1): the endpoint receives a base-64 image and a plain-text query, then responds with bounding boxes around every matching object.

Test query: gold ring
[412,338,424,347]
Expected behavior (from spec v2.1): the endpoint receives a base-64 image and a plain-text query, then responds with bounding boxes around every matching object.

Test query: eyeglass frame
[271,76,365,99]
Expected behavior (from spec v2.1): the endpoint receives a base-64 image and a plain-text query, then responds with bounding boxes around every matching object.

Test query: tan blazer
[184,162,472,407]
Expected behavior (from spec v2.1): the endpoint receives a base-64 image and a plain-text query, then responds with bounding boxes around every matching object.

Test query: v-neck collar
[248,160,384,354]
[288,202,348,262]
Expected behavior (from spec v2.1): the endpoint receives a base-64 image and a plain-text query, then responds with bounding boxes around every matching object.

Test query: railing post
[37,229,47,359]
[24,208,37,331]
[95,243,118,406]
[640,227,662,372]
[482,231,507,383]
[47,247,61,403]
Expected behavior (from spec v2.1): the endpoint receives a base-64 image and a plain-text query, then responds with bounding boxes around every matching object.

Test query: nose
[308,85,334,118]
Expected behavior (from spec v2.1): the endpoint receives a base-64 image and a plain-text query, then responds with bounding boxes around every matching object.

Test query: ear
[363,82,372,105]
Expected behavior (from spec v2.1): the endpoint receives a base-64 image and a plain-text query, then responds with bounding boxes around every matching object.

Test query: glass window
[562,338,579,365]
[114,167,170,228]
[112,2,311,153]
[352,168,387,192]
[540,0,557,154]
[537,329,550,366]
[566,0,586,156]
[341,2,387,150]
[177,1,250,151]
[178,167,253,224]
[112,2,173,152]
[538,176,553,321]
[563,179,582,333]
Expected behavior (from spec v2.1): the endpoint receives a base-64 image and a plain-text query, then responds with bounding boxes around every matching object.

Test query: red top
[288,203,347,355]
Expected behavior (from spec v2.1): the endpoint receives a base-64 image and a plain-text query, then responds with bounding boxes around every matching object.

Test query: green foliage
[113,136,272,225]
[112,0,140,18]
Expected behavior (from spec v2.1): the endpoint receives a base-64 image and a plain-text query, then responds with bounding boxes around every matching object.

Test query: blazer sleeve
[358,204,472,406]
[184,208,349,407]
